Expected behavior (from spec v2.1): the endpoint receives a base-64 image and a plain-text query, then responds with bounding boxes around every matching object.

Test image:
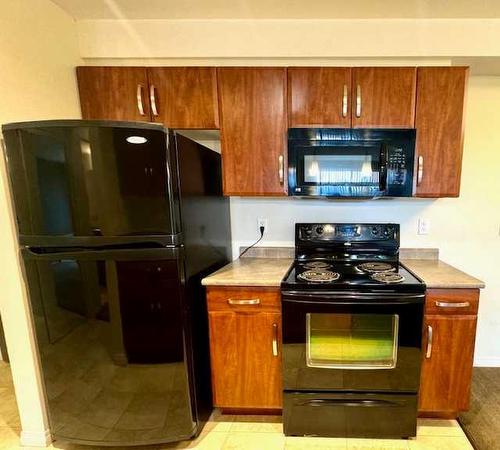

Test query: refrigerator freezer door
[3,121,181,245]
[22,246,196,446]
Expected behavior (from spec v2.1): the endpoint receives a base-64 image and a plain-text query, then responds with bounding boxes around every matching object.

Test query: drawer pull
[425,325,433,359]
[272,323,279,357]
[227,298,260,305]
[435,301,470,308]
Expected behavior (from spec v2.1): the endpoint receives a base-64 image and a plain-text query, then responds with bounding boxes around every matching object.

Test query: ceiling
[51,0,500,20]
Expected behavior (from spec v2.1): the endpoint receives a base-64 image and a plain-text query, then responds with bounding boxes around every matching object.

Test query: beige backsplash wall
[230,76,500,367]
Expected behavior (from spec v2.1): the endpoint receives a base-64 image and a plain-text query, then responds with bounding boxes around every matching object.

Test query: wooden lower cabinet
[419,289,480,417]
[206,287,282,410]
[206,286,480,416]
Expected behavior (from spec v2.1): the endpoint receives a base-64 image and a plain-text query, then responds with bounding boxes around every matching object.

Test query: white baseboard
[20,429,52,447]
[474,357,500,367]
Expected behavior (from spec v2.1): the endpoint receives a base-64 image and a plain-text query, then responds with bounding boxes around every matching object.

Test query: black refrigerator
[2,120,231,446]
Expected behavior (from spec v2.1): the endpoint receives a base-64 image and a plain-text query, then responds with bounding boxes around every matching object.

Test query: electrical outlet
[418,218,430,235]
[257,218,268,234]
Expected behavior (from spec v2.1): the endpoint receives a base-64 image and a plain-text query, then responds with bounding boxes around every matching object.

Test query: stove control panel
[297,223,399,241]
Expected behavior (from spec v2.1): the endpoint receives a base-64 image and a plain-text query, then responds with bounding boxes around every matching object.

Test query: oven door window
[306,313,399,369]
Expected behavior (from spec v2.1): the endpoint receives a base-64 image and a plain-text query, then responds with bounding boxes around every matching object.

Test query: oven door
[282,290,424,393]
[288,140,388,198]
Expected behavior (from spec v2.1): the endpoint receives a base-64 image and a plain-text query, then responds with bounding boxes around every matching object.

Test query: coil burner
[371,272,405,284]
[357,262,396,273]
[297,270,340,283]
[303,261,332,270]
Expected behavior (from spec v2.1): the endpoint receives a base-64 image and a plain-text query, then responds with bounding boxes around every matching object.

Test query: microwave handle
[379,144,388,192]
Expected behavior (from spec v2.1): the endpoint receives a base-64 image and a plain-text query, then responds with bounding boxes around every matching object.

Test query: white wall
[0,0,81,445]
[231,76,500,366]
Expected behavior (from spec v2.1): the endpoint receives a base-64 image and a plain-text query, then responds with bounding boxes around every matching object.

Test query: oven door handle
[298,398,402,408]
[282,290,425,303]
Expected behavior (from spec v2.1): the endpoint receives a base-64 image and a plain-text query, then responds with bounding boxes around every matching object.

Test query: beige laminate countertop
[402,259,485,289]
[201,257,292,287]
[202,256,485,289]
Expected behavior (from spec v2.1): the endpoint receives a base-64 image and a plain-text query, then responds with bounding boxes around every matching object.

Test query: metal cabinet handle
[272,323,278,357]
[355,84,361,118]
[136,84,146,116]
[425,325,433,359]
[435,301,470,308]
[227,298,260,305]
[342,84,348,118]
[278,154,284,185]
[417,155,424,186]
[150,84,159,117]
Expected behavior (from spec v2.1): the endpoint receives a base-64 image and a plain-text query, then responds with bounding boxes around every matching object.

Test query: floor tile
[416,419,465,438]
[223,432,285,450]
[408,436,473,450]
[159,431,229,449]
[202,411,235,433]
[0,426,20,450]
[346,438,409,449]
[286,435,347,449]
[230,415,283,433]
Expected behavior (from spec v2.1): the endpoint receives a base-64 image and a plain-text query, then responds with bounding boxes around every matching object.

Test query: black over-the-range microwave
[287,128,416,198]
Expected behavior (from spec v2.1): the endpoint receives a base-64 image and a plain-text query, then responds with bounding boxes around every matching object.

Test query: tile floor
[0,362,473,449]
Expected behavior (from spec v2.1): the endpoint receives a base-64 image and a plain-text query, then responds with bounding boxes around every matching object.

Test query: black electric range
[281,223,426,439]
[284,259,424,292]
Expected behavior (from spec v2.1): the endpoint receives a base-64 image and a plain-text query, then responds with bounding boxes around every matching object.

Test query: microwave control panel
[387,147,407,185]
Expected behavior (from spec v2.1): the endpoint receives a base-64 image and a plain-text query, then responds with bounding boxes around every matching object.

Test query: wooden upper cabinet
[147,67,219,129]
[288,68,352,127]
[77,67,151,121]
[218,67,287,196]
[351,67,416,128]
[415,67,468,198]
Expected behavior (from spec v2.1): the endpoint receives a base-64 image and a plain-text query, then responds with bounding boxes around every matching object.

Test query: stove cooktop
[281,260,425,292]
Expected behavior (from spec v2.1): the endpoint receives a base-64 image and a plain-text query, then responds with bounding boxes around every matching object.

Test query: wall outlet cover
[257,218,268,233]
[418,218,430,235]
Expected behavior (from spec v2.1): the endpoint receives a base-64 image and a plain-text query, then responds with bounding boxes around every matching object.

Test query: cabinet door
[147,67,219,129]
[208,311,282,409]
[351,67,416,128]
[77,67,151,121]
[415,67,468,197]
[218,68,287,196]
[288,67,352,127]
[419,315,477,414]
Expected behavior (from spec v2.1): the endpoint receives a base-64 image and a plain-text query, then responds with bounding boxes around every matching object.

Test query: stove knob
[383,228,390,236]
[316,226,324,235]
[304,228,313,236]
[371,227,379,235]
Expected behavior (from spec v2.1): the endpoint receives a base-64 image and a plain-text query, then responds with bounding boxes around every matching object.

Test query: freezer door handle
[21,246,182,261]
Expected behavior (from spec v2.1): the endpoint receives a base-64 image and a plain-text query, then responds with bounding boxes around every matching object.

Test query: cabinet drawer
[425,289,479,315]
[206,287,281,312]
